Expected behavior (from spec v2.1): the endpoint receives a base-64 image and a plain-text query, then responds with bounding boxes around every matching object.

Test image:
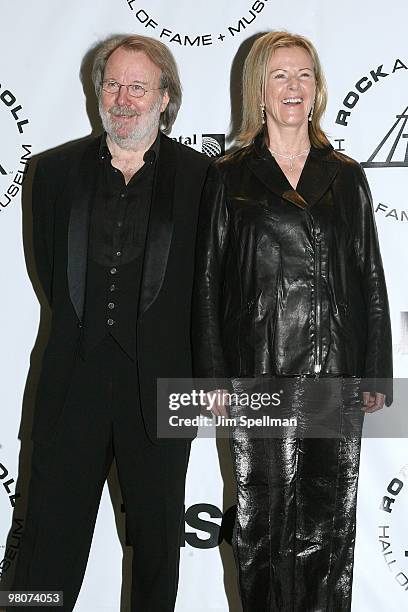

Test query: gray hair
[92,34,182,134]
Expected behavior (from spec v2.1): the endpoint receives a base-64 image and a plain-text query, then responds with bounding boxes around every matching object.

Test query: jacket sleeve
[353,165,393,404]
[32,158,55,307]
[192,162,231,389]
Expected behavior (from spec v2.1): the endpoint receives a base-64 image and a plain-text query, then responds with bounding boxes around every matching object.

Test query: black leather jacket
[193,133,392,402]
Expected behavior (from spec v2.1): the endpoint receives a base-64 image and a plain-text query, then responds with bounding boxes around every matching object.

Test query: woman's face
[264,46,316,132]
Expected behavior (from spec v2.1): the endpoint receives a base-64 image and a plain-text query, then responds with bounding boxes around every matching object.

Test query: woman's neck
[266,123,311,191]
[266,123,310,154]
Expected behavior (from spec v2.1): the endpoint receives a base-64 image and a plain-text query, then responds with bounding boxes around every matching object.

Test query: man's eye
[130,84,144,93]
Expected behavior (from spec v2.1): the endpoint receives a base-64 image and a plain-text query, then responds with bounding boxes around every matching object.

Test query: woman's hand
[362,391,386,412]
[205,389,230,418]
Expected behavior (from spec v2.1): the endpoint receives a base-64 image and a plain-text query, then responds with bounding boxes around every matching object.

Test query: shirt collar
[99,131,161,163]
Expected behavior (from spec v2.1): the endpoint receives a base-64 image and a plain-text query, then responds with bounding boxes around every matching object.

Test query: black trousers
[12,336,190,611]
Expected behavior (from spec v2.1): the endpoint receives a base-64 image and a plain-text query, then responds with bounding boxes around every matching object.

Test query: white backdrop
[1,1,407,610]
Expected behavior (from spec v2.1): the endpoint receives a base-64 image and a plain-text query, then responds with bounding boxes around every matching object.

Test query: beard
[99,94,163,150]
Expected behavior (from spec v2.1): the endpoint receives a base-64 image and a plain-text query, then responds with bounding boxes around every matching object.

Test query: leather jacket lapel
[296,148,340,207]
[247,131,339,209]
[246,154,310,209]
[67,138,100,323]
[138,134,176,317]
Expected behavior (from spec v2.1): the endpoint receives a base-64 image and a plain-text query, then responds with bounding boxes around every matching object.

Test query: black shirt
[89,132,160,266]
[82,133,160,360]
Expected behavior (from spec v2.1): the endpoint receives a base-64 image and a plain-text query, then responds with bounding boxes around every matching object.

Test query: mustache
[108,105,139,117]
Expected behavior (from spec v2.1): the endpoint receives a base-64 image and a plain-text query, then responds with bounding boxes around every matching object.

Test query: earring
[308,103,314,122]
[260,103,266,124]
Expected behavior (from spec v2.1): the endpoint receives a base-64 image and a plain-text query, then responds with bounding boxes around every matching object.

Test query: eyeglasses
[102,80,164,98]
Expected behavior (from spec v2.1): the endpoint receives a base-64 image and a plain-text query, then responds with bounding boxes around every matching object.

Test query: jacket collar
[67,132,175,323]
[246,130,340,209]
[67,137,100,323]
[138,133,175,317]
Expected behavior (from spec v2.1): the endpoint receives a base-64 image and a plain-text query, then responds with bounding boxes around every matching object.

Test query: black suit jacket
[31,132,211,443]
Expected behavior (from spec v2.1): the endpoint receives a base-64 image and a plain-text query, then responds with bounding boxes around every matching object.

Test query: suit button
[110,267,117,275]
[108,302,115,310]
[107,318,115,326]
[116,251,122,257]
[110,284,116,292]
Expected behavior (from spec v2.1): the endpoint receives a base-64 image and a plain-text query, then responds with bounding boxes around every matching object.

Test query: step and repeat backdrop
[1,1,407,610]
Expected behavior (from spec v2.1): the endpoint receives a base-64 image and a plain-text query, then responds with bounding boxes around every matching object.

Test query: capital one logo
[173,133,226,158]
[202,134,225,157]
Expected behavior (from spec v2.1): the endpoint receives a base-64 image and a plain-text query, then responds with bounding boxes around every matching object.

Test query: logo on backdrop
[125,0,270,46]
[121,501,235,549]
[173,133,226,157]
[0,460,23,578]
[362,106,408,168]
[0,82,31,213]
[0,460,20,509]
[183,503,236,549]
[333,57,407,223]
[379,465,408,593]
[0,519,23,579]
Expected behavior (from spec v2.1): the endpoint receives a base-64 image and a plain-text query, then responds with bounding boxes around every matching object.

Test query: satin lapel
[67,137,100,323]
[296,149,340,207]
[138,134,176,317]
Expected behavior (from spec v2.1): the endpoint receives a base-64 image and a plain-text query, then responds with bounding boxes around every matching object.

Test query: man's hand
[205,389,229,418]
[362,391,386,412]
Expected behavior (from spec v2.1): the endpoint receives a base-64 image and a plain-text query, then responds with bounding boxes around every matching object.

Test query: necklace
[269,147,310,172]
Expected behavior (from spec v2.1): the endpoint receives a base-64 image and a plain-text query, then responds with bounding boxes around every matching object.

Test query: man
[12,35,210,611]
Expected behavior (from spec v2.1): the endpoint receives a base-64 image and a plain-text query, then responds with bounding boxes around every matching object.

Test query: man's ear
[160,90,170,113]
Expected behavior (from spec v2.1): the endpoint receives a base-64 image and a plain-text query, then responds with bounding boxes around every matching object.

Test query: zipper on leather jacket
[314,227,322,375]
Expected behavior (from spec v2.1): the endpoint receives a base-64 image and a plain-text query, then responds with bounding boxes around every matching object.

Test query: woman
[193,32,392,611]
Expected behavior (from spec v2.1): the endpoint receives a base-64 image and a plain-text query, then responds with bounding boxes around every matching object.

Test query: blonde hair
[92,34,182,135]
[237,31,329,148]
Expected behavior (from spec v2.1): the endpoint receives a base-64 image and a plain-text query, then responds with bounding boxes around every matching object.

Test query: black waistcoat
[81,257,143,359]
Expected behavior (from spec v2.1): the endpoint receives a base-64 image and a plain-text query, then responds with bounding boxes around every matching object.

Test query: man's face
[99,47,169,149]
